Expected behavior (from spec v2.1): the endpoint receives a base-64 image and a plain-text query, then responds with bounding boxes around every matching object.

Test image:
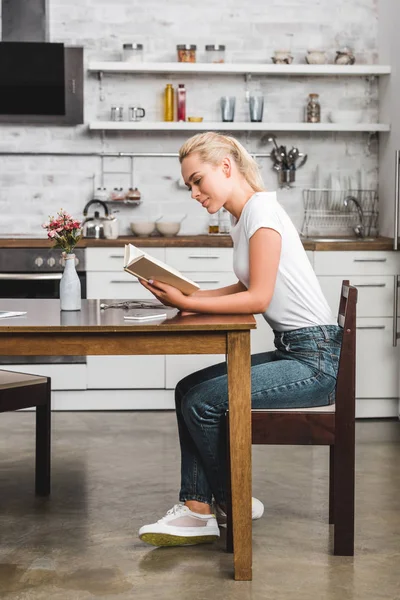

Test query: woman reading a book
[138,132,341,547]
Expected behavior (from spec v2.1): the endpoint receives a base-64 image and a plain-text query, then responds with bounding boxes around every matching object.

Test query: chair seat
[252,403,335,413]
[0,369,47,390]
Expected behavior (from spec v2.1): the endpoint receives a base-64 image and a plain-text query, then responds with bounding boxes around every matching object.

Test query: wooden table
[0,299,256,581]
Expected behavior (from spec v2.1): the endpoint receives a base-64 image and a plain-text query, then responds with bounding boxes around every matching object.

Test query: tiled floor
[0,412,399,599]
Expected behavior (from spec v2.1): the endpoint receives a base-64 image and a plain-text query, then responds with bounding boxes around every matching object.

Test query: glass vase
[60,253,81,311]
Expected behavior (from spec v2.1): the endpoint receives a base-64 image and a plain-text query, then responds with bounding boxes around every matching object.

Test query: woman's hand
[138,278,189,310]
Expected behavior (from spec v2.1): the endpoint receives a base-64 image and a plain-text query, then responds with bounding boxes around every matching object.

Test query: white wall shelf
[89,121,390,133]
[88,62,391,76]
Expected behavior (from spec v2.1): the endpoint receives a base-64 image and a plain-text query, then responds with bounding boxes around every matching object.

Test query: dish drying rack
[301,189,379,238]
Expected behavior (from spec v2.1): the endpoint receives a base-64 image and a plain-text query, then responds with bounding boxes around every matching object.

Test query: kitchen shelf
[89,121,390,133]
[88,62,391,76]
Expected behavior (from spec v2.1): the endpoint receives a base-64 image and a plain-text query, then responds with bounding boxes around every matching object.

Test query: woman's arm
[141,228,281,314]
[191,281,247,298]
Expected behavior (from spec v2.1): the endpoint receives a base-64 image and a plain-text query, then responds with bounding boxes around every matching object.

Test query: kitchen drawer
[86,247,165,271]
[3,364,86,390]
[318,275,395,317]
[314,251,399,276]
[182,272,236,289]
[166,248,233,272]
[87,356,164,389]
[355,318,400,398]
[87,271,153,300]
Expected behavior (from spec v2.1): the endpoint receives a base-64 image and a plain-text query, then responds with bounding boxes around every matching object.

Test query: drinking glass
[249,96,264,122]
[220,96,236,122]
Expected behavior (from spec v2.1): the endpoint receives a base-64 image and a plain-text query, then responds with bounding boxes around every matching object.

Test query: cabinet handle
[353,258,387,263]
[393,275,399,347]
[353,283,386,288]
[193,280,220,284]
[188,255,220,259]
[110,280,139,284]
[356,325,385,330]
[395,150,400,251]
[110,255,124,258]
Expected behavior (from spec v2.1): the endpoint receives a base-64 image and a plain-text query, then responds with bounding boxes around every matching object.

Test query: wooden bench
[0,369,51,496]
[226,280,357,556]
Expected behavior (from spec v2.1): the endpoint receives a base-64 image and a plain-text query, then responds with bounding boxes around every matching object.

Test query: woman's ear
[222,156,232,178]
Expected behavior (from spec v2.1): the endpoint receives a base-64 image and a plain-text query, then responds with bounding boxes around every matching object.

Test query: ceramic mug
[128,106,146,121]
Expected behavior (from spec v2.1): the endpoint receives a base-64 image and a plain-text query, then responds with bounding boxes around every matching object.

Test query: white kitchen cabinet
[86,247,165,271]
[314,251,399,276]
[315,250,400,414]
[355,318,400,398]
[166,247,232,272]
[87,271,153,300]
[86,355,164,389]
[318,274,395,318]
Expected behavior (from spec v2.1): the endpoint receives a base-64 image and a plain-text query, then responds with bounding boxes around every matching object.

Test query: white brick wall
[0,0,379,236]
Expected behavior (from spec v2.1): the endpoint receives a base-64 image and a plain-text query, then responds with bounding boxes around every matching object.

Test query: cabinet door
[355,318,399,398]
[86,356,165,389]
[318,275,395,317]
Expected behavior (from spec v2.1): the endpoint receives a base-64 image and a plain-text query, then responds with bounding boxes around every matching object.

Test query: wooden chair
[226,280,357,556]
[0,369,51,496]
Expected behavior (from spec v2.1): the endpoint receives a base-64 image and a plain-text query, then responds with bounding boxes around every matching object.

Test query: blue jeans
[175,324,342,506]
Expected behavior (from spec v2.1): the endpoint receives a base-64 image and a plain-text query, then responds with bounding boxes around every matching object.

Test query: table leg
[227,330,252,581]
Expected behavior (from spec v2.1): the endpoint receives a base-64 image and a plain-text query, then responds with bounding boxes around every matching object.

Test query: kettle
[82,200,109,239]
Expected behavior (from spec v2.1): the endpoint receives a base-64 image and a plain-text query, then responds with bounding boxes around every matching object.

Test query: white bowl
[130,221,155,236]
[156,222,181,237]
[329,110,362,124]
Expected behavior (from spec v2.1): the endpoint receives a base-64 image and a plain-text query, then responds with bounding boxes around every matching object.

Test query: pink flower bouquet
[42,209,82,255]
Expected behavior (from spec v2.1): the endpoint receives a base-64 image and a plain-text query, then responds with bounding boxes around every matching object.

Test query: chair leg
[333,428,355,555]
[35,382,51,496]
[225,413,234,554]
[329,445,334,524]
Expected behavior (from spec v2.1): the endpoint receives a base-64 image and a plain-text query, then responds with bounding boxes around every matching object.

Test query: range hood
[0,0,84,125]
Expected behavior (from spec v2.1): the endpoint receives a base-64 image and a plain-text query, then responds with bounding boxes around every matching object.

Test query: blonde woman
[138,132,341,547]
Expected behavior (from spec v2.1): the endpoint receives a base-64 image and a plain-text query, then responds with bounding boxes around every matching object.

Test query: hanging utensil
[296,154,308,169]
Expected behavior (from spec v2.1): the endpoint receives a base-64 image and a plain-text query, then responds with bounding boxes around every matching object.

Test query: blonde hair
[179,132,265,192]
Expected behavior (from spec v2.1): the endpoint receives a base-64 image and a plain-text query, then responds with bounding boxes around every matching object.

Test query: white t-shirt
[230,191,336,332]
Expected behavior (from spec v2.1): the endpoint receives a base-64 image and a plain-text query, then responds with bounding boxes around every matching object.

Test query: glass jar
[218,208,231,234]
[205,45,226,63]
[177,45,196,63]
[306,93,321,123]
[208,213,219,235]
[122,43,143,62]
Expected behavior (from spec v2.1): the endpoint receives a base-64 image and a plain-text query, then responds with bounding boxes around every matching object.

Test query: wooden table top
[0,299,256,333]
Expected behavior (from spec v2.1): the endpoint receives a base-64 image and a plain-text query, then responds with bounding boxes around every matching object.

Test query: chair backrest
[335,280,358,420]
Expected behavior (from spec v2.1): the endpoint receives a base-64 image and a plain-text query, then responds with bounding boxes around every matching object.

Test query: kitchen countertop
[0,235,395,250]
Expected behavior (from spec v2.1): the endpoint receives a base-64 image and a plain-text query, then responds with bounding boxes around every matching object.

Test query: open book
[123,244,200,295]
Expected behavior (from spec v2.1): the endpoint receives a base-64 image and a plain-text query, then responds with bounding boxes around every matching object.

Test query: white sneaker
[214,497,264,527]
[139,503,220,547]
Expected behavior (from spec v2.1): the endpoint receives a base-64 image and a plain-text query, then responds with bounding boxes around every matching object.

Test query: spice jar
[177,45,196,63]
[125,187,141,202]
[306,93,321,123]
[205,45,226,63]
[122,43,143,62]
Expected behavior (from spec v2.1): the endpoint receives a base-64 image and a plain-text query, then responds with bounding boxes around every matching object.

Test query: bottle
[177,84,186,122]
[208,213,219,235]
[164,84,174,122]
[306,93,321,123]
[218,208,231,234]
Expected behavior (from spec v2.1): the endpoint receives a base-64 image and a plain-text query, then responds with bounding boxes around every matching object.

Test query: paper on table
[123,310,167,321]
[0,311,27,318]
